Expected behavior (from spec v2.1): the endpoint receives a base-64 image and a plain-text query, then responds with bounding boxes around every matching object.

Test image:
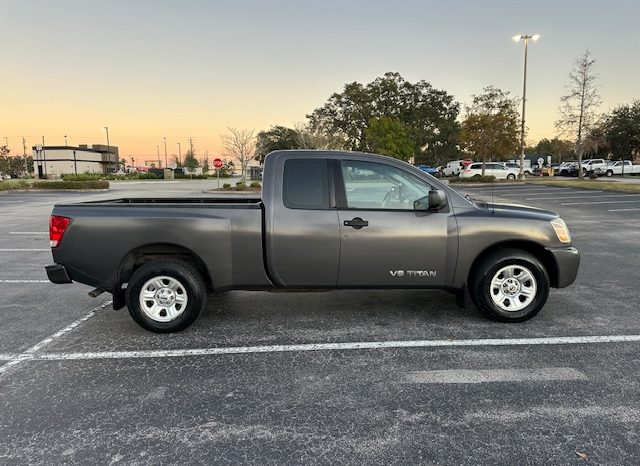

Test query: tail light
[49,215,71,248]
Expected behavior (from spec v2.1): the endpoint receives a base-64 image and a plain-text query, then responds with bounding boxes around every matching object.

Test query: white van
[443,159,472,177]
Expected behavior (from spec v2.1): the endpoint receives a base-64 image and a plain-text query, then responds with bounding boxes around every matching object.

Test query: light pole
[177,142,181,166]
[513,34,539,180]
[64,135,68,146]
[3,136,8,150]
[156,146,160,167]
[163,137,168,170]
[104,126,112,172]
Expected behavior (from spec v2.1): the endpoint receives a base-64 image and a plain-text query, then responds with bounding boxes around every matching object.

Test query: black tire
[125,259,206,333]
[507,174,516,180]
[606,170,613,177]
[469,248,549,322]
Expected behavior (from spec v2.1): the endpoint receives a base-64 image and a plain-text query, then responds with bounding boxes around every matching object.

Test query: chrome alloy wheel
[489,265,537,312]
[138,276,188,322]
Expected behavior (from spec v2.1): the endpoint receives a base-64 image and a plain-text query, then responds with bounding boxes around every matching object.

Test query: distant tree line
[254,55,639,169]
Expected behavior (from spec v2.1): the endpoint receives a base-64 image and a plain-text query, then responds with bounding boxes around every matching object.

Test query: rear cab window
[282,158,330,209]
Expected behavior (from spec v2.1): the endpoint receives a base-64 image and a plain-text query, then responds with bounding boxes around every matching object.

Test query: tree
[526,137,575,162]
[555,49,602,179]
[459,86,520,175]
[183,149,199,171]
[363,116,414,160]
[221,127,255,182]
[255,126,300,164]
[294,122,347,150]
[606,100,640,161]
[307,72,460,162]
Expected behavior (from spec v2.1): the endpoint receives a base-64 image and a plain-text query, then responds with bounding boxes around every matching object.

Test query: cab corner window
[283,159,330,210]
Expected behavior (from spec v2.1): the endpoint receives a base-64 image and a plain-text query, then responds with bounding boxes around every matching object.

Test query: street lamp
[104,126,112,172]
[513,34,539,179]
[64,135,68,146]
[177,142,182,166]
[163,137,168,171]
[156,145,160,167]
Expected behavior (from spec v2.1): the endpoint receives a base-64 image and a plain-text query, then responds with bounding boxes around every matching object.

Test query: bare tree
[555,49,602,179]
[294,122,347,150]
[220,127,255,182]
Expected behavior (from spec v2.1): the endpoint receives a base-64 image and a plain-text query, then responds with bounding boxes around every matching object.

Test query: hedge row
[449,175,497,183]
[31,180,110,190]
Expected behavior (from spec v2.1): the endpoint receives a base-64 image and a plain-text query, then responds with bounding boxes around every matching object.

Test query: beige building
[32,144,119,179]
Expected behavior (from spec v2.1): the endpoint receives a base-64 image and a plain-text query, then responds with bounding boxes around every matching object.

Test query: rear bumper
[45,264,73,284]
[546,246,580,288]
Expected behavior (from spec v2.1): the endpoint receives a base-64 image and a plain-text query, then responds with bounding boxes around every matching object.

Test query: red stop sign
[213,158,223,169]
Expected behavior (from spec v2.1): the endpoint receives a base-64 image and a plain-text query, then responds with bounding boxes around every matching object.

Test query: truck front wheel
[469,249,549,322]
[125,259,206,333]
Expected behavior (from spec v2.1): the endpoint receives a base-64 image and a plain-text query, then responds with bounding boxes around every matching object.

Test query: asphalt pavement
[1,179,639,465]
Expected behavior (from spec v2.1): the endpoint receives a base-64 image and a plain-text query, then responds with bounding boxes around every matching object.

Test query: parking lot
[1,181,639,464]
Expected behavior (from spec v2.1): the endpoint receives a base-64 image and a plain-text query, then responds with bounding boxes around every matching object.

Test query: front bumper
[45,264,73,284]
[546,246,580,288]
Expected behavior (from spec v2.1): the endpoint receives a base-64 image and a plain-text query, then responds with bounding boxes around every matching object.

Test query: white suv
[460,162,520,180]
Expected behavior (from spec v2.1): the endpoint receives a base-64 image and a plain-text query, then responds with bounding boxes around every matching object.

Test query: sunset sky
[1,0,639,163]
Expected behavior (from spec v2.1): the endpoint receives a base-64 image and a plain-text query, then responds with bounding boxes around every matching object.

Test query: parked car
[443,159,472,177]
[416,165,439,176]
[460,162,520,180]
[583,159,608,175]
[502,162,533,176]
[0,172,11,180]
[596,160,640,177]
[46,150,579,332]
[557,161,575,176]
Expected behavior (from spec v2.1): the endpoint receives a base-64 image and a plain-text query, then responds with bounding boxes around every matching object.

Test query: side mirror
[414,190,447,211]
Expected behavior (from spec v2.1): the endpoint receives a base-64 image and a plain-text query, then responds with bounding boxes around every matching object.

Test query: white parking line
[561,200,640,205]
[0,280,51,283]
[26,334,640,361]
[608,208,640,212]
[8,231,47,235]
[0,353,19,360]
[405,367,587,384]
[0,249,49,251]
[528,193,640,200]
[0,300,111,378]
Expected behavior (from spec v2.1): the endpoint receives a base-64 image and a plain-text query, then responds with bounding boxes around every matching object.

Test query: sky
[1,0,639,163]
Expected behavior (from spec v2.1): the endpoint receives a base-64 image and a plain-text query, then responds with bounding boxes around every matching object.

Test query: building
[32,144,119,179]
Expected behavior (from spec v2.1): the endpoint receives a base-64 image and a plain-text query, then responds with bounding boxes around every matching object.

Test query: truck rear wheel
[469,249,549,322]
[125,259,206,333]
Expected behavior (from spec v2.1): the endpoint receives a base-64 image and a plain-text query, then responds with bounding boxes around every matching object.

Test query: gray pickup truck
[46,150,580,332]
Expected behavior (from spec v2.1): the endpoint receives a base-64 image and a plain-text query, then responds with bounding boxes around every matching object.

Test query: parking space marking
[527,193,640,200]
[25,334,640,362]
[0,280,51,283]
[608,208,640,212]
[561,200,640,206]
[0,354,19,360]
[0,300,111,379]
[0,248,49,251]
[8,231,48,235]
[405,367,587,384]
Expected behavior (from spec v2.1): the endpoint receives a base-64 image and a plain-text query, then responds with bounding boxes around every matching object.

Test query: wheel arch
[113,243,213,310]
[467,240,558,288]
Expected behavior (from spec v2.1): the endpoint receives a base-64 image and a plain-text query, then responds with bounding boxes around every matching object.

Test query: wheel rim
[139,275,188,322]
[489,265,537,312]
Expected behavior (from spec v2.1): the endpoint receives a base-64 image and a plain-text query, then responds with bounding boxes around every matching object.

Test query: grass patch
[527,178,640,193]
[0,179,32,191]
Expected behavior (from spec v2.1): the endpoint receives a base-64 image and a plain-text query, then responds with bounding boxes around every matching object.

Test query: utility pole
[177,142,181,166]
[22,137,28,174]
[156,146,160,167]
[42,136,47,177]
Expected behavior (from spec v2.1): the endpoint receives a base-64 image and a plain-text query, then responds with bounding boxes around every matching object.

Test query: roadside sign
[213,158,223,169]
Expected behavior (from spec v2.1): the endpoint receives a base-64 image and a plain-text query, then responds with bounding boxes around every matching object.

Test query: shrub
[223,183,231,189]
[235,182,247,190]
[31,180,109,190]
[588,173,599,180]
[0,180,32,191]
[249,181,261,188]
[61,173,103,181]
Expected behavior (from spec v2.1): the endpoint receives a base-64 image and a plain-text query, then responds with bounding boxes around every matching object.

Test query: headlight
[551,218,571,244]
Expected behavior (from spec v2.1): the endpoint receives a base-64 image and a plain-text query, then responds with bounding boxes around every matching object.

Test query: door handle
[344,217,369,229]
